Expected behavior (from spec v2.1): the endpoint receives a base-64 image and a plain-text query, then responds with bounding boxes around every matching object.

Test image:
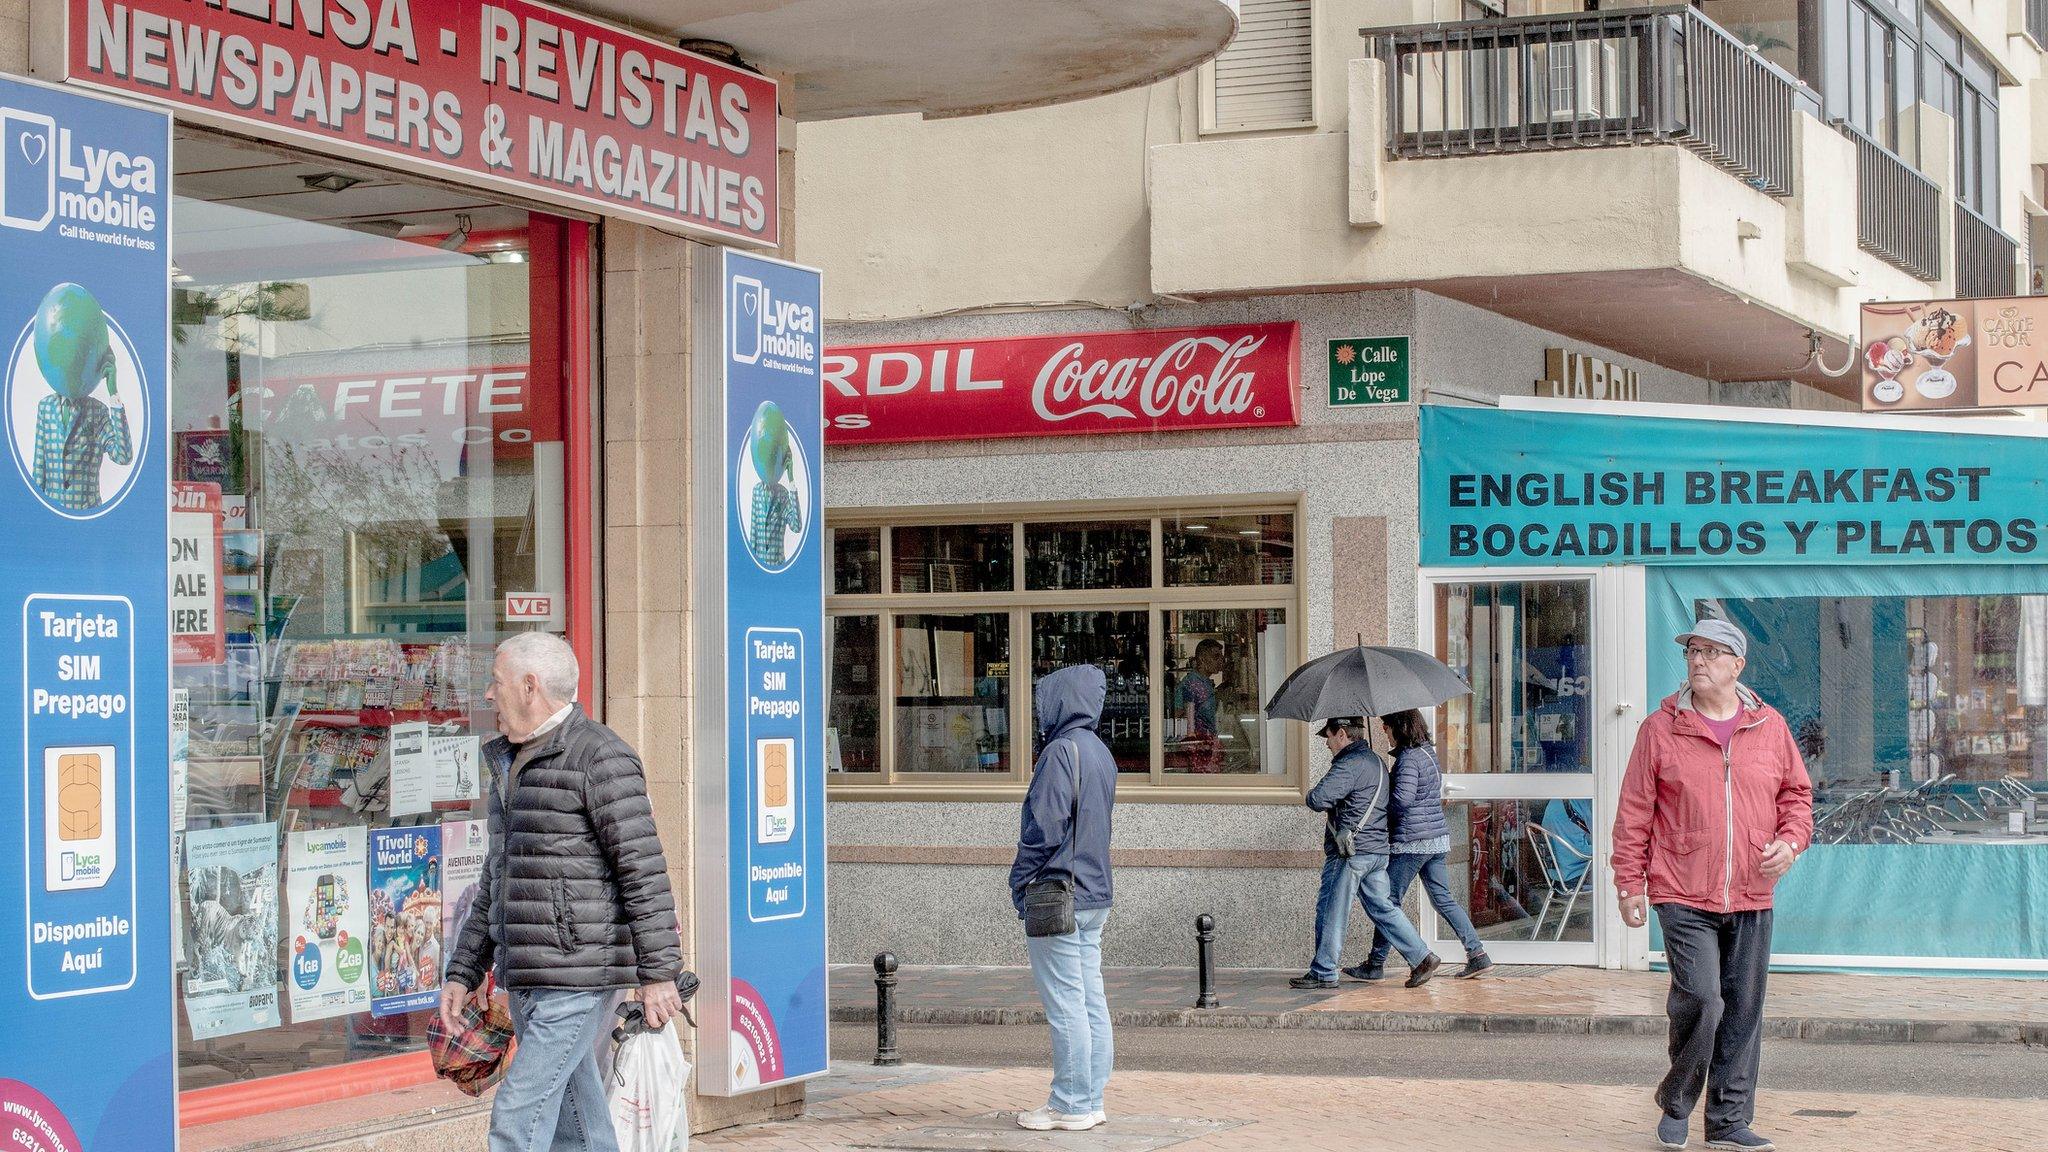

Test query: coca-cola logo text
[822,322,1299,445]
[1032,336,1263,422]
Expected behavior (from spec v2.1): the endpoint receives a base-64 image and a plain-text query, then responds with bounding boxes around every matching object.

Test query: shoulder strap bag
[1023,739,1082,938]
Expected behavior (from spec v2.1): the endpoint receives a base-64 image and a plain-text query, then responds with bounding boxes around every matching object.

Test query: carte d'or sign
[44,0,779,246]
[1860,296,2048,412]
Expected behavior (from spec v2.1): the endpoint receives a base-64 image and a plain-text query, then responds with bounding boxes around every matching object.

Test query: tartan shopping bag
[427,994,517,1097]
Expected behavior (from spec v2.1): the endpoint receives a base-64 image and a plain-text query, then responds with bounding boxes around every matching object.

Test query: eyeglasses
[1683,645,1734,662]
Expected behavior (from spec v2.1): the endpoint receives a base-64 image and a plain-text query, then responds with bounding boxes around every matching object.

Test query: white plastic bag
[608,1022,691,1152]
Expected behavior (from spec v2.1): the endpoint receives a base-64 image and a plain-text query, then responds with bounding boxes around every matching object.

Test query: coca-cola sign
[823,323,1301,444]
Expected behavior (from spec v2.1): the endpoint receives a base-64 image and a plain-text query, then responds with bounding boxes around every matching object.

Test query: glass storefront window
[1702,594,2048,837]
[1024,520,1150,590]
[1163,512,1293,586]
[1672,593,2047,965]
[171,134,579,1090]
[1458,798,1595,944]
[1032,611,1150,772]
[831,526,881,594]
[828,615,881,772]
[893,613,1011,773]
[1162,608,1288,774]
[891,523,1013,593]
[1436,580,1594,775]
[824,508,1298,786]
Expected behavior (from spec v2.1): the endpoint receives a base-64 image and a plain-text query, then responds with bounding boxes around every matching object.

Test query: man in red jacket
[1613,619,1812,1152]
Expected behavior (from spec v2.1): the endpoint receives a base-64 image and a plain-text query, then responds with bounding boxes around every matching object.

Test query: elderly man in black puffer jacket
[443,632,682,1152]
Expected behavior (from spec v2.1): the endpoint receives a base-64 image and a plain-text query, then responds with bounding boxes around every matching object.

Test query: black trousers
[1656,904,1774,1135]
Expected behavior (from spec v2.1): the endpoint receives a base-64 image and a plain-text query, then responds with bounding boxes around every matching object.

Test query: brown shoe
[1405,954,1442,988]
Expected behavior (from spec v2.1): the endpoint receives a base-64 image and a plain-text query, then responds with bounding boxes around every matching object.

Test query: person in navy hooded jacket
[1009,664,1118,1133]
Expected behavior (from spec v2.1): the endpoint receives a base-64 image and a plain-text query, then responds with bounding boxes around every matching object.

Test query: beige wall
[798,0,2044,330]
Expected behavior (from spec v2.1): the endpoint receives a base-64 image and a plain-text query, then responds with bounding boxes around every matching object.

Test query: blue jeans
[1025,906,1112,1115]
[1310,853,1431,979]
[490,987,621,1152]
[1368,851,1486,967]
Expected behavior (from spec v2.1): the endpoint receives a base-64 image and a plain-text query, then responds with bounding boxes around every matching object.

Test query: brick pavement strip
[697,1063,2048,1152]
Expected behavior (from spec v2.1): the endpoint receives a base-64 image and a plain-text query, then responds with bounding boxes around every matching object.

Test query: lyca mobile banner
[1420,407,2048,566]
[49,0,778,245]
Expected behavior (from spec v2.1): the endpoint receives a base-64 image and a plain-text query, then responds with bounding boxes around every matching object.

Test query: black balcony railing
[1954,203,2020,299]
[1370,8,1799,196]
[1849,128,1941,282]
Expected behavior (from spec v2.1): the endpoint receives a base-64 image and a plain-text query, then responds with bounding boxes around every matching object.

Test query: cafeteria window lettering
[168,131,584,1090]
[825,508,1300,788]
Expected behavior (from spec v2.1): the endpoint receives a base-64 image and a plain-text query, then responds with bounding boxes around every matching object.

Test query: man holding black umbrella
[1289,716,1441,990]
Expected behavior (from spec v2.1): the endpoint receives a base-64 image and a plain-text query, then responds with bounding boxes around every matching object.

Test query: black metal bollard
[873,952,901,1066]
[1194,914,1218,1008]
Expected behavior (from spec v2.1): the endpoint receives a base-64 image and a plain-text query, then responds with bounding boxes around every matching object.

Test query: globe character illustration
[742,401,804,569]
[25,282,135,512]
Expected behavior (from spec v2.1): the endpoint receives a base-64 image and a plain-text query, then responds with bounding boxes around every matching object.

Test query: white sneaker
[1016,1107,1105,1131]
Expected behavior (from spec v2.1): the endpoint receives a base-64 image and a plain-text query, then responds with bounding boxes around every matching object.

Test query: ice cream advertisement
[285,827,371,1022]
[1861,296,2048,412]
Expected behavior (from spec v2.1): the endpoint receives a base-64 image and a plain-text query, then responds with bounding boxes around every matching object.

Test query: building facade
[801,0,2048,975]
[0,0,1246,1148]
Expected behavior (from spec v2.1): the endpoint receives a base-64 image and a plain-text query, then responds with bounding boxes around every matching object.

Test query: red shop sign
[823,322,1302,445]
[49,0,779,246]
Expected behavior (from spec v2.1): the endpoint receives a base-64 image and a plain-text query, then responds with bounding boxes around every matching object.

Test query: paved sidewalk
[699,1061,2048,1151]
[831,964,2048,1044]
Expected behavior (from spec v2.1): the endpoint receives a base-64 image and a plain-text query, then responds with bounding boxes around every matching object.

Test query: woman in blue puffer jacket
[1347,709,1493,981]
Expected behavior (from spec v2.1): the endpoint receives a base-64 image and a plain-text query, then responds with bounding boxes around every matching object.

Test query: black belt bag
[1023,740,1082,938]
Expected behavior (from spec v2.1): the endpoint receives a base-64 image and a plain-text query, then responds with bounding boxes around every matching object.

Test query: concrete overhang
[567,0,1242,120]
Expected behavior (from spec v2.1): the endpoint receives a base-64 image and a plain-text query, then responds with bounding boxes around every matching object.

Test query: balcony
[1954,203,2022,299]
[1146,8,1953,394]
[1373,8,1801,196]
[1848,128,1942,282]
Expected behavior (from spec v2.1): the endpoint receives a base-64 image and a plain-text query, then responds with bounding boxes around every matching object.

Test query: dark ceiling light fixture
[299,171,366,193]
[438,213,473,252]
[677,37,758,74]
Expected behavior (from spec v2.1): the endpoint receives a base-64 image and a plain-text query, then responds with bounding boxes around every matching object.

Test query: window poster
[368,825,444,1017]
[182,822,283,1039]
[440,819,490,978]
[285,826,371,1022]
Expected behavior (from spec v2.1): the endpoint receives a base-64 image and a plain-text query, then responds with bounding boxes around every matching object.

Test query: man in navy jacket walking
[1010,665,1118,1132]
[1291,717,1440,989]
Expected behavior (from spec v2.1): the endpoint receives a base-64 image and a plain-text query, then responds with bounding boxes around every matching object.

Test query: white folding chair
[1525,822,1593,942]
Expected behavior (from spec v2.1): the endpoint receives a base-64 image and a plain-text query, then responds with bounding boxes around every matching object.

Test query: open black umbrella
[1263,644,1472,721]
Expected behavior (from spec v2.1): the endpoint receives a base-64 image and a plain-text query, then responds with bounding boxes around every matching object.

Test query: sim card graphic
[756,738,796,845]
[44,745,117,891]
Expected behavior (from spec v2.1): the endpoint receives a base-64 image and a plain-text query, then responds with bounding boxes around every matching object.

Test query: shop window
[892,523,1013,593]
[1435,580,1593,775]
[1032,611,1151,772]
[1163,512,1294,587]
[1162,609,1290,775]
[893,613,1012,774]
[1676,593,2047,964]
[828,615,881,772]
[825,508,1300,789]
[831,526,882,595]
[1459,798,1595,944]
[170,133,584,1091]
[1024,520,1150,590]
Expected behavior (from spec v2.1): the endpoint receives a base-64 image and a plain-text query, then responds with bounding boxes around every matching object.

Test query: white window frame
[1199,0,1320,135]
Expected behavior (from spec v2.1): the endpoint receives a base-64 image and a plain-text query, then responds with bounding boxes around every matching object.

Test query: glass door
[1424,573,1602,965]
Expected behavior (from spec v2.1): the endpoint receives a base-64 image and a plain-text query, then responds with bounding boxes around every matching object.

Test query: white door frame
[1416,565,1647,968]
